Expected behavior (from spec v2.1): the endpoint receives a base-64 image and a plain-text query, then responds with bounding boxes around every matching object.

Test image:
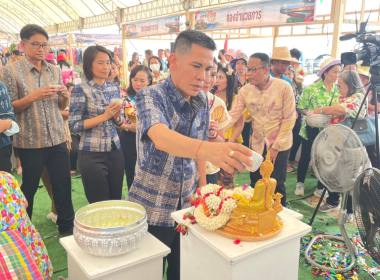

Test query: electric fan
[353,168,380,265]
[304,124,368,272]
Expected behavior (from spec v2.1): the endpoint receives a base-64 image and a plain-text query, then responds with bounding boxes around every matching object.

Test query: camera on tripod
[340,22,380,68]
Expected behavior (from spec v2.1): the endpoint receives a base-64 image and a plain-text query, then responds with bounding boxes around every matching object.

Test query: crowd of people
[0,23,379,280]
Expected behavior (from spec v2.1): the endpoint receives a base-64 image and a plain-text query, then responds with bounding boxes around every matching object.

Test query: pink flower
[1,210,7,217]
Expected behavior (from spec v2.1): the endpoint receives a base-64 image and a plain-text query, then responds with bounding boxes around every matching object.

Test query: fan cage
[353,168,380,265]
[311,125,366,193]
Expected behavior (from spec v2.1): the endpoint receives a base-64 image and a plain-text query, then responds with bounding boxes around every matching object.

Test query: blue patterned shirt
[0,82,17,149]
[69,80,123,152]
[127,76,209,227]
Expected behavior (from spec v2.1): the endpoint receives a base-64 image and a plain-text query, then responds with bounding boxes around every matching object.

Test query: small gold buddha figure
[221,151,284,239]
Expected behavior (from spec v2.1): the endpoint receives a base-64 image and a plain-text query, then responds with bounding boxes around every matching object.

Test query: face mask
[218,55,222,60]
[150,64,160,72]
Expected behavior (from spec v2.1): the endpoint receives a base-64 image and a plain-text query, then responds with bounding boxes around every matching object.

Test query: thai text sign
[74,34,122,45]
[194,0,316,31]
[124,15,180,38]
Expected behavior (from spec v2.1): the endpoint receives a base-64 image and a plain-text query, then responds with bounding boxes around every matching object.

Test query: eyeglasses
[247,67,265,74]
[23,40,50,50]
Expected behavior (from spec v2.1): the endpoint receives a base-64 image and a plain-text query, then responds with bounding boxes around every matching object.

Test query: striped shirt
[69,80,123,152]
[0,59,65,149]
[127,76,209,227]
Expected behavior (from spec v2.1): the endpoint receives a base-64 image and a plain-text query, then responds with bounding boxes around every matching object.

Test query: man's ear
[168,53,178,71]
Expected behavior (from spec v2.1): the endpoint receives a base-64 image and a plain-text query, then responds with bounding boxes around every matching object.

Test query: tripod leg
[309,187,327,226]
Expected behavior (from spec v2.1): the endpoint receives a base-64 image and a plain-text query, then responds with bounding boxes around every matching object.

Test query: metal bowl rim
[74,200,147,232]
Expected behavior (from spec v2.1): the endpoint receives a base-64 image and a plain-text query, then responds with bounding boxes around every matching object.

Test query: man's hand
[29,87,57,102]
[104,102,123,119]
[198,142,253,174]
[57,85,69,99]
[268,148,279,165]
[0,119,12,134]
[127,122,137,133]
[209,119,218,138]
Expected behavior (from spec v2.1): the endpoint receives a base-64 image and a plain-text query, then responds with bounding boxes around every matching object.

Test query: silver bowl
[74,200,148,257]
[306,113,332,128]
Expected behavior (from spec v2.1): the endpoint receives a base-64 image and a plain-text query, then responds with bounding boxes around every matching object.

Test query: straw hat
[230,49,248,70]
[357,62,370,77]
[317,57,341,78]
[225,49,236,59]
[271,47,300,64]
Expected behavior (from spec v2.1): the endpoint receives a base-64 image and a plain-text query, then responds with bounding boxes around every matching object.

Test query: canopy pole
[272,27,279,54]
[69,33,74,67]
[331,0,346,59]
[122,25,129,88]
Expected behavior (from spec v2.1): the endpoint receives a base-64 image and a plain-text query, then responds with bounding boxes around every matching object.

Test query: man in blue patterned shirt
[0,81,19,173]
[127,30,253,280]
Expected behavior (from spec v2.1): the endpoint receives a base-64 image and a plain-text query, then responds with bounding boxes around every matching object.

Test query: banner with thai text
[74,34,122,44]
[49,34,68,45]
[194,0,316,31]
[124,15,180,38]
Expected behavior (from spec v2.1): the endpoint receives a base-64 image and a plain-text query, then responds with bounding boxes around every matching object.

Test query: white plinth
[60,233,170,280]
[282,207,304,221]
[172,208,311,280]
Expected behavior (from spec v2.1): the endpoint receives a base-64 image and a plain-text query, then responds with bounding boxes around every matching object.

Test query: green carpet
[10,168,380,280]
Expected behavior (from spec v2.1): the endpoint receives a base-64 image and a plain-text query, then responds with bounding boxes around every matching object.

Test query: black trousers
[79,148,124,204]
[297,138,325,190]
[70,134,80,171]
[18,143,74,233]
[148,201,181,280]
[366,144,379,169]
[250,148,290,206]
[206,173,218,184]
[242,122,251,148]
[327,192,353,214]
[120,131,137,189]
[289,120,302,161]
[0,145,12,173]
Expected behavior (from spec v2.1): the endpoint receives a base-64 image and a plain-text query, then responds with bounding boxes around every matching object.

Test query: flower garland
[176,184,258,235]
[297,67,307,80]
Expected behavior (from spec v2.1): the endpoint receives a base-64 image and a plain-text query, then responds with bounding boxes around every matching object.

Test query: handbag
[306,87,337,142]
[339,114,376,147]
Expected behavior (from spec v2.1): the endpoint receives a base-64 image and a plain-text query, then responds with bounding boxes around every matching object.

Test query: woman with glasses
[312,70,367,221]
[295,58,341,198]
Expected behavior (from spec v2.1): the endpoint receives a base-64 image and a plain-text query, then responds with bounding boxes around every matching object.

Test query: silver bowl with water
[306,113,332,128]
[74,200,148,257]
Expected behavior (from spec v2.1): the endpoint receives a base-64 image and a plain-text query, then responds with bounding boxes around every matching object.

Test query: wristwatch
[125,127,129,132]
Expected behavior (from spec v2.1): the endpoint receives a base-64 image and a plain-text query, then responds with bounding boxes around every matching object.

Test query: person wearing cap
[57,54,74,85]
[231,50,251,148]
[226,52,296,206]
[270,47,299,86]
[224,49,235,63]
[295,58,341,197]
[45,53,56,65]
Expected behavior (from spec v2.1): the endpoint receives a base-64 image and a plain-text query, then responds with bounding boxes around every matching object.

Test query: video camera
[340,22,380,69]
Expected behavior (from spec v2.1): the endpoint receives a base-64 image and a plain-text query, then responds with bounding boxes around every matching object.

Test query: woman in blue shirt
[69,46,125,204]
[0,81,19,173]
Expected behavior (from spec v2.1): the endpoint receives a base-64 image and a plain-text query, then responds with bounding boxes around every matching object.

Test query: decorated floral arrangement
[125,104,137,123]
[297,67,307,80]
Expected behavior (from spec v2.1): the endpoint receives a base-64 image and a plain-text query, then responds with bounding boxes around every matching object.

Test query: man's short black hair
[249,53,270,68]
[173,30,217,56]
[219,49,226,55]
[60,49,67,54]
[290,48,301,60]
[12,50,20,56]
[5,53,10,57]
[20,24,49,41]
[83,45,112,81]
[158,49,164,52]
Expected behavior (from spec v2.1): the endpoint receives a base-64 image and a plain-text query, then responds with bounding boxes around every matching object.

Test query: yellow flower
[14,213,20,220]
[9,224,17,230]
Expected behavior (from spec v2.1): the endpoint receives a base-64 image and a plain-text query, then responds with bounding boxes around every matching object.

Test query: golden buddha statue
[216,151,284,241]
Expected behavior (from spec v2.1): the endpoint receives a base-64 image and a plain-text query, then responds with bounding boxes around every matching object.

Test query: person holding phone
[0,24,74,235]
[69,45,125,204]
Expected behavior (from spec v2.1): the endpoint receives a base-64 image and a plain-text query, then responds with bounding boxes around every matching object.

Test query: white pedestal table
[60,233,170,280]
[172,208,311,280]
